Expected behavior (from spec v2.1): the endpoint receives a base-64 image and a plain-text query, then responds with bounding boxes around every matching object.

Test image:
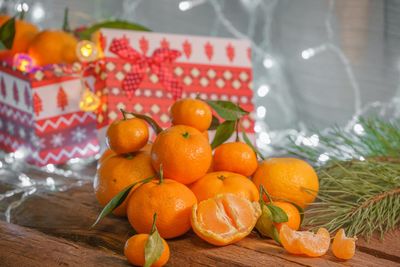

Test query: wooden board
[0,164,399,267]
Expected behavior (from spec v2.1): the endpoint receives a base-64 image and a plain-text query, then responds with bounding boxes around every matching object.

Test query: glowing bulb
[301,48,315,59]
[13,53,34,72]
[16,2,29,12]
[257,84,270,97]
[80,87,100,112]
[318,153,330,162]
[32,3,45,22]
[256,106,266,118]
[263,57,274,68]
[353,123,365,135]
[76,40,98,62]
[179,0,206,11]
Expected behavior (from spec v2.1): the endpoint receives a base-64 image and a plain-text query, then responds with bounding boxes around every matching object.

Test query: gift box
[93,29,254,140]
[0,62,100,166]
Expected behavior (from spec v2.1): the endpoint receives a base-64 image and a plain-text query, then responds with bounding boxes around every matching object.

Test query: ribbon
[109,36,183,99]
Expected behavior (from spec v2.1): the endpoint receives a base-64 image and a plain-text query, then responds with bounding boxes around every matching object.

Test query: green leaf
[76,20,151,40]
[206,100,249,121]
[63,8,71,32]
[211,120,236,149]
[144,214,164,267]
[267,204,289,223]
[91,176,154,227]
[0,41,6,50]
[242,130,265,160]
[208,115,220,130]
[255,204,281,245]
[0,17,16,50]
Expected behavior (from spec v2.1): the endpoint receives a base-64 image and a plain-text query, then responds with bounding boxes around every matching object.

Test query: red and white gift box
[0,62,100,166]
[93,29,254,141]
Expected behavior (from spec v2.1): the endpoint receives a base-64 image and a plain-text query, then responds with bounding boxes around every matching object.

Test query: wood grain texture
[1,174,399,266]
[0,220,128,267]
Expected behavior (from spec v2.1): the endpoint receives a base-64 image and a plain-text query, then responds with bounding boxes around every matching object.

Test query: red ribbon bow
[109,37,183,99]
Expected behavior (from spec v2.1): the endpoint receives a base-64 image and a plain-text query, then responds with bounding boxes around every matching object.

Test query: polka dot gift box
[93,29,254,142]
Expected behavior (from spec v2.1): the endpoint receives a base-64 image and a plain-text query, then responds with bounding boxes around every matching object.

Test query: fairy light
[76,40,98,63]
[13,54,34,72]
[179,0,206,11]
[263,56,274,68]
[15,2,29,12]
[257,84,270,97]
[318,153,330,162]
[256,106,266,118]
[353,123,365,135]
[79,86,100,112]
[31,3,45,22]
[301,49,315,60]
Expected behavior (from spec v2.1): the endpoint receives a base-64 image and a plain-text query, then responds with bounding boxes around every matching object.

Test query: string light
[76,40,98,63]
[257,84,270,97]
[179,0,206,11]
[79,86,100,112]
[13,54,34,72]
[256,106,266,118]
[31,3,45,22]
[263,56,274,68]
[15,2,29,12]
[353,123,365,135]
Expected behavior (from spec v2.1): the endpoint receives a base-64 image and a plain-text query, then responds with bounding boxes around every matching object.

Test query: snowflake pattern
[71,127,87,143]
[30,133,45,149]
[50,133,65,147]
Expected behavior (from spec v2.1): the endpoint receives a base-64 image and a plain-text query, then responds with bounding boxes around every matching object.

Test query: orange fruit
[170,98,212,132]
[0,16,38,55]
[28,30,78,66]
[106,118,149,154]
[202,131,209,142]
[190,171,259,202]
[273,201,301,231]
[252,158,319,208]
[213,142,258,177]
[151,125,212,185]
[332,229,356,260]
[191,193,261,246]
[279,224,330,257]
[94,152,156,216]
[124,233,170,267]
[98,148,115,165]
[127,179,197,239]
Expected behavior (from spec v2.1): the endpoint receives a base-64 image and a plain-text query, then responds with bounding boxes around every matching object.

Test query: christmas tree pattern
[33,93,42,116]
[57,86,68,111]
[13,81,19,104]
[0,76,6,99]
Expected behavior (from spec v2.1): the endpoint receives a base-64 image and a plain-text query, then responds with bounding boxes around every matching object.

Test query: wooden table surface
[0,163,399,267]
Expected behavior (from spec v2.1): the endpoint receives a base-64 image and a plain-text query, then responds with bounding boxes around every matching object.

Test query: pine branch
[303,160,400,239]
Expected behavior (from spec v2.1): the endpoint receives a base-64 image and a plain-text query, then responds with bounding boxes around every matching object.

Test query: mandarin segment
[252,158,319,208]
[124,234,170,267]
[191,193,261,246]
[94,152,156,216]
[170,98,212,132]
[127,179,197,239]
[151,125,212,184]
[332,229,357,260]
[190,171,259,202]
[213,142,258,177]
[106,118,149,154]
[279,224,330,257]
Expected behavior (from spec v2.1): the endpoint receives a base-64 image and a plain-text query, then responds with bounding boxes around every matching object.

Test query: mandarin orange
[28,30,78,66]
[127,179,197,239]
[94,152,156,216]
[170,98,212,132]
[273,201,301,231]
[151,125,212,185]
[124,233,170,267]
[252,158,319,208]
[106,118,149,154]
[213,142,258,177]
